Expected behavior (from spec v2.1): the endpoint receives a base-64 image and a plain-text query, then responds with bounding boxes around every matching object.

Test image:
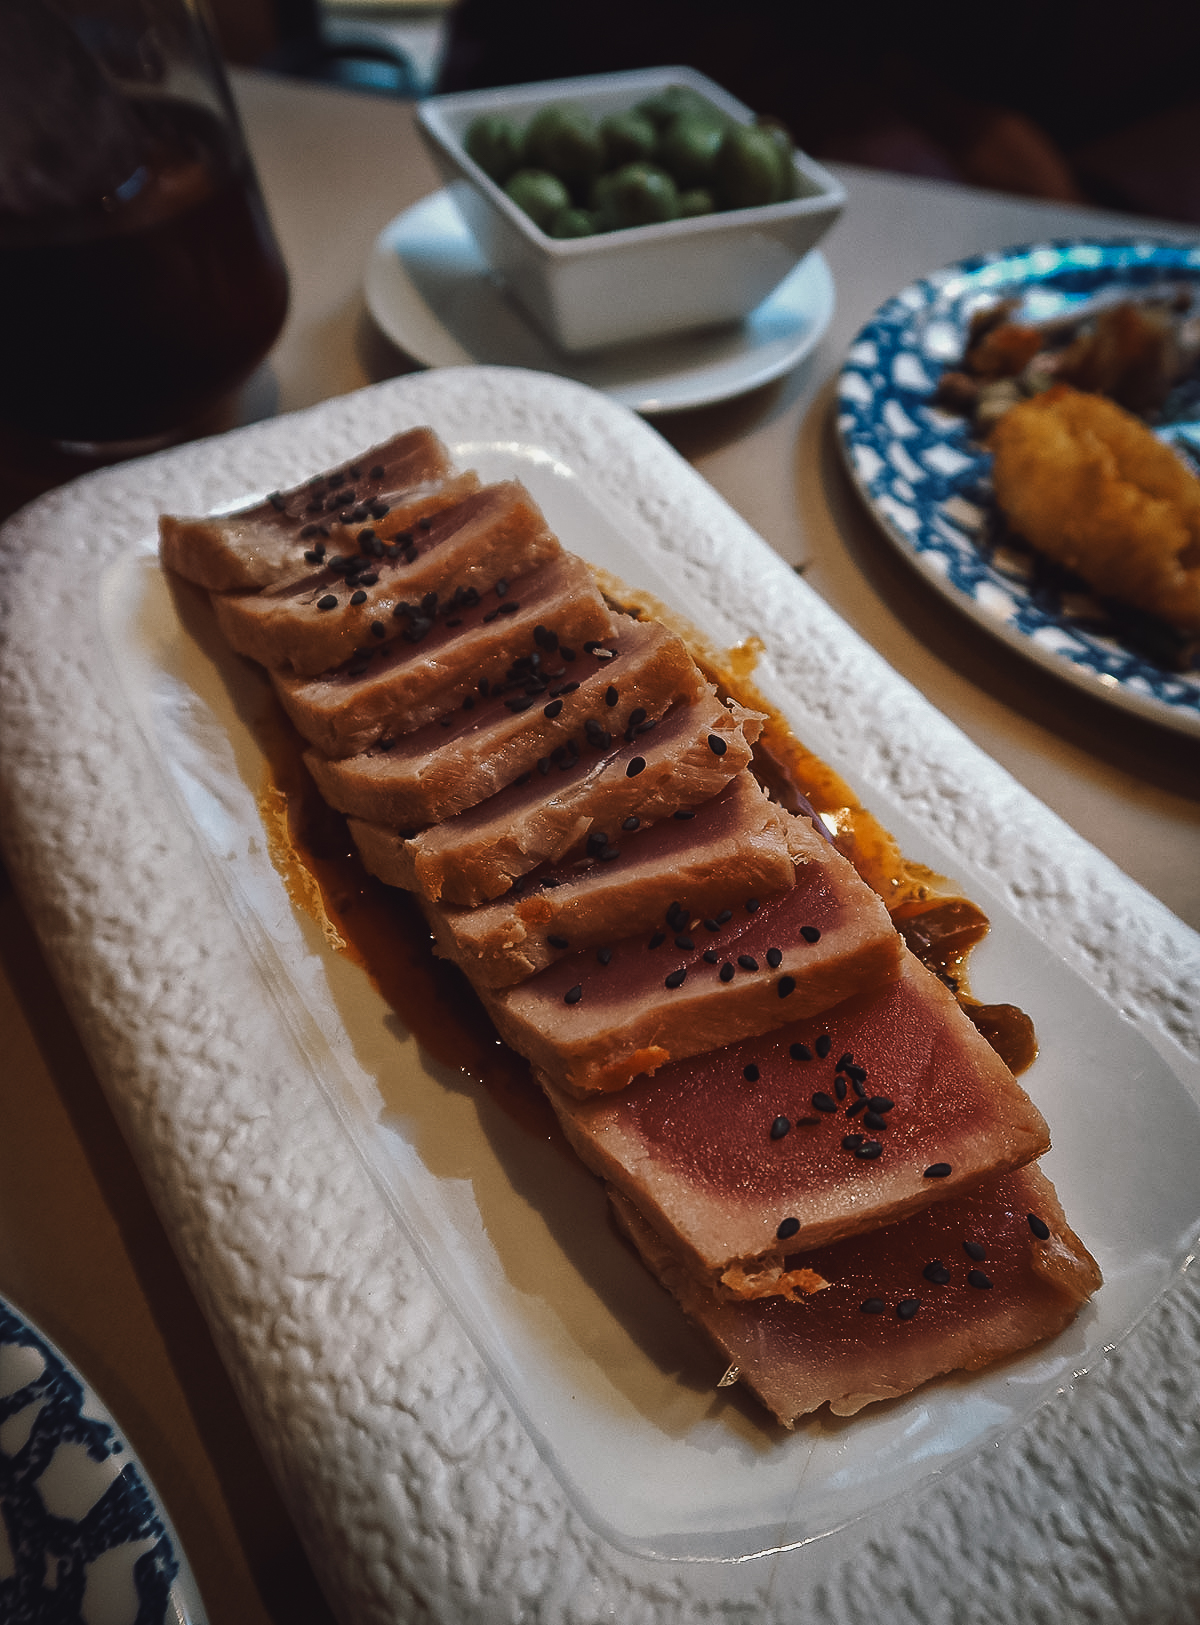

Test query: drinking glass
[0,0,289,467]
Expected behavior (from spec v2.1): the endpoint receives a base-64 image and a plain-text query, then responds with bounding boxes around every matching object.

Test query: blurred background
[209,0,1200,225]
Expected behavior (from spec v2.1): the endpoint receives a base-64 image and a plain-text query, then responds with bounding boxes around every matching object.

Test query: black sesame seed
[770,1116,790,1140]
[815,1035,832,1058]
[537,758,551,775]
[494,579,508,598]
[800,926,822,943]
[598,845,620,862]
[967,1270,994,1290]
[648,932,666,949]
[855,1140,882,1159]
[719,963,735,982]
[924,1163,952,1179]
[845,1063,868,1083]
[506,697,534,713]
[861,1298,887,1315]
[564,985,583,1005]
[674,809,695,820]
[837,1052,853,1070]
[923,1260,951,1285]
[596,947,613,965]
[812,1092,837,1113]
[896,1298,921,1321]
[1027,1214,1050,1240]
[350,589,368,605]
[547,935,569,950]
[317,594,338,610]
[717,909,732,925]
[605,685,619,707]
[673,935,694,951]
[627,757,646,777]
[864,1111,888,1131]
[375,736,396,752]
[834,1077,848,1102]
[544,699,564,718]
[703,918,720,933]
[665,968,687,989]
[744,1064,760,1082]
[963,1241,987,1261]
[745,897,760,913]
[622,816,640,831]
[846,1098,867,1117]
[842,1133,864,1150]
[702,949,719,964]
[369,464,385,479]
[737,954,758,972]
[776,1217,800,1240]
[496,601,520,617]
[790,1043,813,1062]
[707,733,727,756]
[766,947,783,969]
[628,707,647,727]
[851,1076,868,1099]
[869,1096,895,1113]
[777,976,796,998]
[370,621,387,639]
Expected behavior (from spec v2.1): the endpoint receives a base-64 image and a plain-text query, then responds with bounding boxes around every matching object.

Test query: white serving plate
[99,436,1200,1563]
[4,367,1199,1623]
[364,190,836,414]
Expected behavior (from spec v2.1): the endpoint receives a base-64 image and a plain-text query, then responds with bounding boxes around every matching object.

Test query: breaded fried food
[990,384,1200,634]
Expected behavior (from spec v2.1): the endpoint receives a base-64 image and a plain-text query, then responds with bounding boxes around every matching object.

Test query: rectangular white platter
[98,428,1200,1565]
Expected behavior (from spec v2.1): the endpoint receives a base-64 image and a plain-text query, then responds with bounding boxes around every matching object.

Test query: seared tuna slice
[305,617,704,828]
[159,427,468,593]
[611,1162,1100,1425]
[547,952,1049,1277]
[483,835,904,1095]
[349,691,763,907]
[213,480,556,677]
[421,776,803,988]
[274,552,615,758]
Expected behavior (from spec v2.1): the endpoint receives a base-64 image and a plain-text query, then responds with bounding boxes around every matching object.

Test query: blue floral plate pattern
[0,1296,207,1625]
[835,238,1200,737]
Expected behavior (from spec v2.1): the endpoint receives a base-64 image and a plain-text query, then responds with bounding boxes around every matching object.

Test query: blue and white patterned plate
[835,238,1200,737]
[0,1296,207,1625]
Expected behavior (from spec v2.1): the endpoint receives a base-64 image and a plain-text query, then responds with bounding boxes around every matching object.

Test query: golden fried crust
[989,384,1200,634]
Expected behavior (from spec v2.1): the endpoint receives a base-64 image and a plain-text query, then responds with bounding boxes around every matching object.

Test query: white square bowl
[416,65,846,353]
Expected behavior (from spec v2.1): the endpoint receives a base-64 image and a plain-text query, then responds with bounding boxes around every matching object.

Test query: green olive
[598,109,657,169]
[463,113,524,185]
[548,205,597,238]
[593,162,681,229]
[755,116,798,201]
[521,104,603,191]
[504,168,572,231]
[678,187,715,218]
[634,85,718,131]
[656,113,725,188]
[713,124,789,209]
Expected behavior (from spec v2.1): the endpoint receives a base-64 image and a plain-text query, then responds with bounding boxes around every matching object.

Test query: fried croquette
[989,384,1200,635]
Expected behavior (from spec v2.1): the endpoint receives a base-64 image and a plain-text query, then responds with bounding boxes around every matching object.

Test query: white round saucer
[364,189,835,415]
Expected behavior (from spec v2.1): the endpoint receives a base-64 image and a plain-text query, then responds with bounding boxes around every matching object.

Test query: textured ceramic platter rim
[101,447,1200,1561]
[2,368,1198,1623]
[364,191,835,413]
[0,1295,208,1625]
[834,238,1200,736]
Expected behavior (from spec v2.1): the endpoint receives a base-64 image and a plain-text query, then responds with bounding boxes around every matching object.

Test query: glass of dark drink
[0,0,289,484]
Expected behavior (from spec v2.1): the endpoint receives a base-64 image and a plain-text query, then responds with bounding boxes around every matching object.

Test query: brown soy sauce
[0,97,288,444]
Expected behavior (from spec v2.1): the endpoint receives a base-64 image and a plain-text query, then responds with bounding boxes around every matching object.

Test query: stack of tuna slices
[161,427,1101,1426]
